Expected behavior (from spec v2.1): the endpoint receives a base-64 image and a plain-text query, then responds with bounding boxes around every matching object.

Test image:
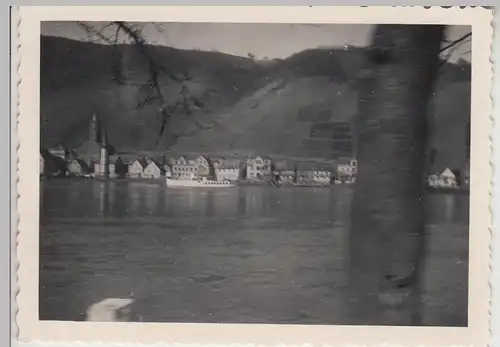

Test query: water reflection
[128,182,144,216]
[108,181,116,213]
[39,180,469,325]
[40,180,469,237]
[94,182,106,217]
[145,184,161,214]
[444,194,454,223]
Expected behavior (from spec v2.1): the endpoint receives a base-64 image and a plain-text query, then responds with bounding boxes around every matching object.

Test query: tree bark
[346,25,444,325]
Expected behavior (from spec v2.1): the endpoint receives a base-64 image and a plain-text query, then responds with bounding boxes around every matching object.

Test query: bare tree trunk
[346,25,444,325]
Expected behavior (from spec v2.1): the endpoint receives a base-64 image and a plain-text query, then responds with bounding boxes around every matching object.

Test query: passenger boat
[166,177,236,188]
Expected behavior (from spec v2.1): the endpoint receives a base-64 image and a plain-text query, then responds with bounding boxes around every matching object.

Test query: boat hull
[166,178,235,188]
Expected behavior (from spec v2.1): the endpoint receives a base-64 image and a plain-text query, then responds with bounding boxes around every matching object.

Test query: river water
[39,179,469,326]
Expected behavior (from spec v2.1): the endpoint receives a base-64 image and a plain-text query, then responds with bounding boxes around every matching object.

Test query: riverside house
[168,154,209,178]
[335,157,357,184]
[441,168,460,188]
[213,159,241,181]
[313,165,334,184]
[67,159,91,176]
[428,168,459,188]
[296,162,333,184]
[172,162,197,179]
[128,158,148,178]
[337,158,357,176]
[246,156,272,181]
[193,155,211,177]
[273,160,296,183]
[143,160,165,179]
[109,156,128,178]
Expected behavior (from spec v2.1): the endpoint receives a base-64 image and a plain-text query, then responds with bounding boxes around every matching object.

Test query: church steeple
[96,119,109,177]
[89,112,99,142]
[101,127,108,148]
[89,112,102,143]
[90,113,96,142]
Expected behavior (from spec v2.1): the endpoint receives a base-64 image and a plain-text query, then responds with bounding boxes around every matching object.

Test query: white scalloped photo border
[14,6,495,347]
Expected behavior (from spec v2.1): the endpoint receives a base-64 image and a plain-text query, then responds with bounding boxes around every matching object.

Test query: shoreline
[426,187,470,195]
[40,176,470,193]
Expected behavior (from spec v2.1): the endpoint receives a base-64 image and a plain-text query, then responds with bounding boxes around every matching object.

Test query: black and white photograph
[36,20,475,328]
[13,5,495,345]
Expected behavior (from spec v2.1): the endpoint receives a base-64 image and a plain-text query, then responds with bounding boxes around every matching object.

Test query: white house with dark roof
[246,155,272,180]
[172,162,197,179]
[67,159,91,176]
[128,158,148,178]
[168,154,209,178]
[143,160,164,179]
[194,155,210,177]
[428,168,459,188]
[213,160,241,181]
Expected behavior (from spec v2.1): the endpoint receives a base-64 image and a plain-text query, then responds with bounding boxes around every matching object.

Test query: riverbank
[236,180,343,188]
[426,187,470,195]
[40,176,470,193]
[41,175,166,184]
[41,176,339,188]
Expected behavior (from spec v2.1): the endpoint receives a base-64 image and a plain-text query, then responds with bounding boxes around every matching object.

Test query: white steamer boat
[166,177,235,188]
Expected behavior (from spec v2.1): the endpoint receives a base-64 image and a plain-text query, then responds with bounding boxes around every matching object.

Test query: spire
[101,128,108,148]
[89,112,103,143]
[89,112,97,143]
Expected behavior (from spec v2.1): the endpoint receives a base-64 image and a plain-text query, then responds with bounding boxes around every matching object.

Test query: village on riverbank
[40,145,359,187]
[40,113,470,190]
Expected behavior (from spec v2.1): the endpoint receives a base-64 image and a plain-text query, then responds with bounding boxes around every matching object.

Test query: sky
[42,22,471,62]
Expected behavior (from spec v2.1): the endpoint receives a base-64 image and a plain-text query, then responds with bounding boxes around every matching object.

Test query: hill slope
[40,35,471,168]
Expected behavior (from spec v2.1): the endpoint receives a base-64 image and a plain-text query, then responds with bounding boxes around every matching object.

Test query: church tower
[89,112,99,143]
[97,129,109,177]
[87,112,109,177]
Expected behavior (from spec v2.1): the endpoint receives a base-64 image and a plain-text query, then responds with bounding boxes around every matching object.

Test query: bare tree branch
[77,22,117,44]
[437,32,471,69]
[77,21,216,146]
[110,26,124,84]
[439,32,471,53]
[439,37,471,68]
